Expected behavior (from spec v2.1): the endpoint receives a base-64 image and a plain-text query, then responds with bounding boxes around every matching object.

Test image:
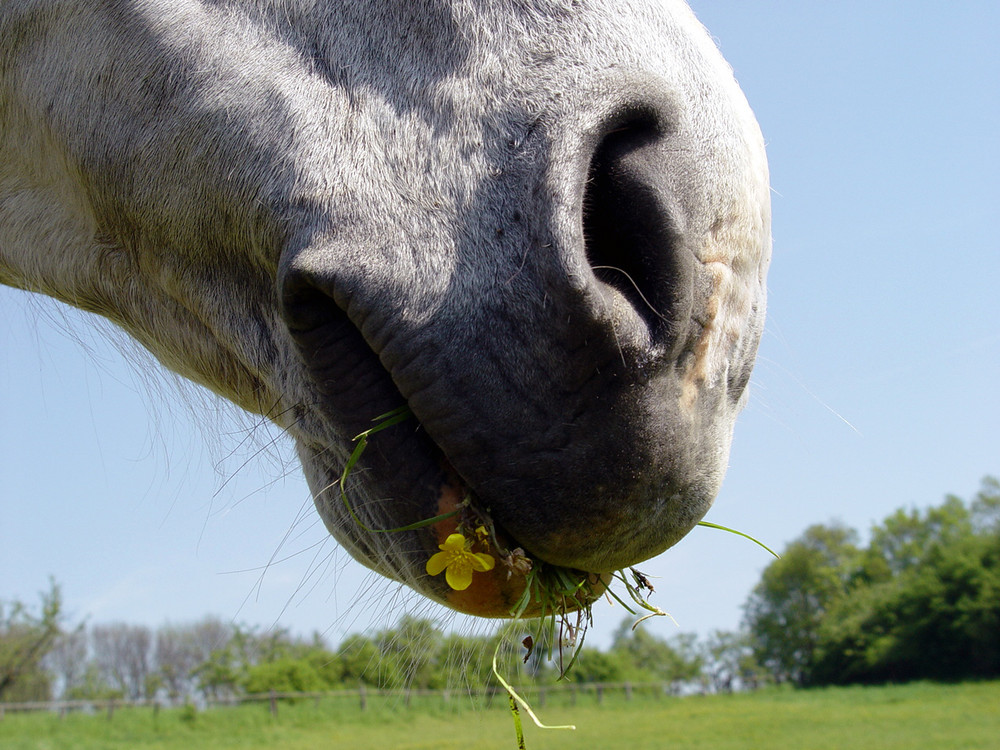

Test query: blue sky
[2,2,998,651]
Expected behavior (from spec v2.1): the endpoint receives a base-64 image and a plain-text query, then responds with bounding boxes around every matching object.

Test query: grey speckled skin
[0,0,770,613]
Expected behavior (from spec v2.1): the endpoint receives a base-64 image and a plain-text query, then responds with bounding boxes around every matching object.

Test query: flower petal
[441,533,467,551]
[445,563,474,591]
[426,551,451,576]
[470,552,496,572]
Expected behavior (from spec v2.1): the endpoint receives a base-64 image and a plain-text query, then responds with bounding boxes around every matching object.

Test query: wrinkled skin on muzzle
[0,0,769,616]
[279,3,771,612]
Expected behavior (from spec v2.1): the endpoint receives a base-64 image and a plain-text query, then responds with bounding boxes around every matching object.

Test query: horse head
[0,0,770,616]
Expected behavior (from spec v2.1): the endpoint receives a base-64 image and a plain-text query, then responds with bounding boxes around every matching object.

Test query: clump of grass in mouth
[341,407,778,747]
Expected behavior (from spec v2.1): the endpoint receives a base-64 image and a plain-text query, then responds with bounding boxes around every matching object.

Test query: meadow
[2,681,997,750]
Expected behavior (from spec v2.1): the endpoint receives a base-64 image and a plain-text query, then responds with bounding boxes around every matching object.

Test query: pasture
[2,681,997,750]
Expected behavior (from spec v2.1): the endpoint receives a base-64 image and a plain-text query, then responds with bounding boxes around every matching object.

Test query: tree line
[3,476,996,703]
[1,588,750,704]
[744,476,1000,686]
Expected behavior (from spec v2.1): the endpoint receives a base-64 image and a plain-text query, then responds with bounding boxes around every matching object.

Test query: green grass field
[2,681,997,750]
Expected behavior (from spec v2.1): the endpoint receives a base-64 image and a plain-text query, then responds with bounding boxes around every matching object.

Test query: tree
[431,632,485,689]
[243,658,325,697]
[65,663,120,701]
[374,616,443,690]
[743,523,859,685]
[814,528,1000,684]
[0,579,63,701]
[564,647,627,684]
[90,623,153,700]
[155,618,234,702]
[749,478,1000,687]
[189,623,323,699]
[301,632,345,688]
[608,619,704,691]
[868,497,972,577]
[971,476,1000,534]
[44,627,88,699]
[191,650,241,701]
[703,630,766,693]
[338,631,400,687]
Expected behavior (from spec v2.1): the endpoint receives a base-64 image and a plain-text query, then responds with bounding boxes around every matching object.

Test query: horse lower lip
[423,470,609,618]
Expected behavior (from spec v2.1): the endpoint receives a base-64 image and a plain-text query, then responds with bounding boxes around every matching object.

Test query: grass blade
[697,521,780,558]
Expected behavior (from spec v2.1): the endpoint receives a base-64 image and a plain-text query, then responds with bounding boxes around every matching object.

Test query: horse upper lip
[280,285,506,559]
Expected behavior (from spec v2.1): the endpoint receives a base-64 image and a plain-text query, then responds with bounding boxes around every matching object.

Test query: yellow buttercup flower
[426,533,495,590]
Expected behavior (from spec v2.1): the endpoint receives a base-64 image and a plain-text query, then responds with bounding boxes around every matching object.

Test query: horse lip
[278,279,521,561]
[278,290,534,591]
[295,313,704,583]
[280,244,681,588]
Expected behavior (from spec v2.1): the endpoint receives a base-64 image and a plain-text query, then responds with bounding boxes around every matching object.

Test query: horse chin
[297,419,618,619]
[298,392,712,620]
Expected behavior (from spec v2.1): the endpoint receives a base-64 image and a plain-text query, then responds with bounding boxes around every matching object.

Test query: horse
[0,0,770,618]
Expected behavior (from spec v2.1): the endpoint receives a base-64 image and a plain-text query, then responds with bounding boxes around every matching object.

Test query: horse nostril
[582,111,692,346]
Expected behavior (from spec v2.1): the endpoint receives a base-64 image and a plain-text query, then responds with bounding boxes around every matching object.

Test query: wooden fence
[0,681,684,719]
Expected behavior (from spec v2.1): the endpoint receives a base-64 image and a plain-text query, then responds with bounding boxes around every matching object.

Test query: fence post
[269,689,278,718]
[596,684,604,705]
[359,682,367,712]
[624,681,633,701]
[106,699,115,721]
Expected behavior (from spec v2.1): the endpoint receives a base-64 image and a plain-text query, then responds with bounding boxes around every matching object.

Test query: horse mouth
[282,285,601,617]
[415,461,606,618]
[300,400,604,618]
